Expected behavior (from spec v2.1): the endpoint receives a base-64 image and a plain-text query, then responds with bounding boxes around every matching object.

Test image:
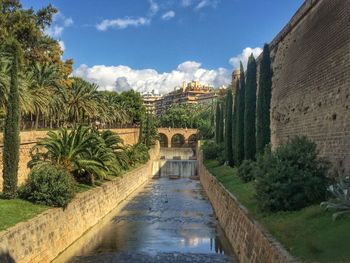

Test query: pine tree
[215,101,220,144]
[225,88,234,166]
[256,44,272,154]
[236,62,245,164]
[2,40,21,198]
[244,54,257,160]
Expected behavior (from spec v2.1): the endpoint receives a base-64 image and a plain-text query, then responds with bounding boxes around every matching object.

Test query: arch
[159,133,169,148]
[171,133,186,148]
[187,134,197,147]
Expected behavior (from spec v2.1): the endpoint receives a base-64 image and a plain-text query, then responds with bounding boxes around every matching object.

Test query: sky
[22,0,303,94]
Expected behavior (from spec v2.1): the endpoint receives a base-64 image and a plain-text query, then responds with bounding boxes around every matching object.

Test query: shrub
[256,136,330,212]
[321,176,350,220]
[238,160,258,182]
[19,164,76,207]
[202,141,225,163]
[126,143,150,166]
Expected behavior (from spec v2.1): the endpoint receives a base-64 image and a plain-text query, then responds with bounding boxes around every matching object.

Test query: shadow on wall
[0,252,15,263]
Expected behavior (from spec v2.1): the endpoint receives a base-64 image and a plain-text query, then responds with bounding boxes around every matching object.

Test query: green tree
[225,87,234,166]
[256,44,272,154]
[117,90,146,125]
[2,40,21,198]
[244,54,257,160]
[236,62,245,164]
[218,102,224,143]
[232,81,238,163]
[215,101,220,143]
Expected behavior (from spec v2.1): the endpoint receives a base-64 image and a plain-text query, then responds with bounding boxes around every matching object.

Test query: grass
[204,159,350,263]
[0,198,48,231]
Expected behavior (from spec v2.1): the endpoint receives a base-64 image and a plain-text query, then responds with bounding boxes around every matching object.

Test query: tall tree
[225,87,234,166]
[232,80,239,164]
[215,101,220,144]
[2,40,21,198]
[256,44,272,154]
[244,54,257,160]
[236,62,245,164]
[218,102,224,143]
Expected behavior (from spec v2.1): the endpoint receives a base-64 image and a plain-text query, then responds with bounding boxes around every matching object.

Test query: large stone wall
[0,128,139,190]
[198,153,296,263]
[265,0,350,174]
[0,143,159,263]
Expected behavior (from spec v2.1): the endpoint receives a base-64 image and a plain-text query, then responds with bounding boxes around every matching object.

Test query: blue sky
[23,0,303,94]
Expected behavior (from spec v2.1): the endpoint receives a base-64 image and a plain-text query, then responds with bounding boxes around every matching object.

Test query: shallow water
[53,177,237,263]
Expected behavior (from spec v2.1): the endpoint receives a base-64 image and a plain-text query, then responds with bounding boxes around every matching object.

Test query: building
[142,91,162,115]
[231,69,240,94]
[155,81,214,116]
[196,85,227,106]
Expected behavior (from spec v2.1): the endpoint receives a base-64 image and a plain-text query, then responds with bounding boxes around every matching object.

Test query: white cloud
[162,10,176,20]
[195,0,219,10]
[73,61,230,94]
[229,47,263,70]
[45,12,73,38]
[181,0,193,7]
[96,17,150,31]
[58,40,65,51]
[45,25,64,38]
[149,0,159,16]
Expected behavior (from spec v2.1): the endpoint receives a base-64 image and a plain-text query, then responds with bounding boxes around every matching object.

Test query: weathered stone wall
[0,143,159,263]
[0,128,139,190]
[198,153,296,263]
[264,0,350,174]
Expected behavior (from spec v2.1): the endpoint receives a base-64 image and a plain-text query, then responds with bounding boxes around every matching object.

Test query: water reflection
[53,178,235,262]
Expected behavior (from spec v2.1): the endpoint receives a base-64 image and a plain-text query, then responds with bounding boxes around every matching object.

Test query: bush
[126,143,150,166]
[238,160,258,182]
[19,164,76,207]
[202,141,225,163]
[256,136,330,212]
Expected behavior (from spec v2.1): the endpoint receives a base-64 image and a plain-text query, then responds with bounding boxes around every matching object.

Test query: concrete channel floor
[55,177,237,263]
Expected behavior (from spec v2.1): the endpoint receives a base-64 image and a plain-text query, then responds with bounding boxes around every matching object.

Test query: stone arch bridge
[157,128,198,148]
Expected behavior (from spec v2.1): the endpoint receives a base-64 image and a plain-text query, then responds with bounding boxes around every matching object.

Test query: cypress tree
[236,62,245,164]
[232,80,238,164]
[225,88,234,166]
[244,54,257,160]
[218,102,224,143]
[215,101,220,144]
[2,40,21,198]
[256,44,272,154]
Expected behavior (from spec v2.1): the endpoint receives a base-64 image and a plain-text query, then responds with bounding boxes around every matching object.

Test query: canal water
[53,176,237,263]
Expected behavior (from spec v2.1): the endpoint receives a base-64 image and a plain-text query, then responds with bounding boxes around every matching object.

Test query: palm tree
[28,125,112,182]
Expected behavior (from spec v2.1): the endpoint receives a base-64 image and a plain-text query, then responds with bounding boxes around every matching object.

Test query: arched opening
[188,134,197,147]
[159,133,168,147]
[171,134,185,148]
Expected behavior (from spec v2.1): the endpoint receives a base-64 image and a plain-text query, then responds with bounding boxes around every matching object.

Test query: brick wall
[198,152,296,263]
[0,143,159,263]
[264,0,350,175]
[0,128,140,190]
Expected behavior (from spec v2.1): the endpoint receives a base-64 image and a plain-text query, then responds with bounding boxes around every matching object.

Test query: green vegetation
[19,164,75,207]
[159,103,214,139]
[204,159,350,262]
[255,137,330,212]
[215,101,220,144]
[140,113,158,147]
[244,54,257,161]
[235,62,245,165]
[2,40,21,198]
[225,87,233,166]
[0,198,48,231]
[256,44,272,155]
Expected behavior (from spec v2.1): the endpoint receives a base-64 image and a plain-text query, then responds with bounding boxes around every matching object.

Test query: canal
[53,165,237,262]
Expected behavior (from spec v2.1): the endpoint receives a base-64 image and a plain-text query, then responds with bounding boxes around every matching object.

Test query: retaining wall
[0,128,139,190]
[0,143,159,263]
[198,152,297,263]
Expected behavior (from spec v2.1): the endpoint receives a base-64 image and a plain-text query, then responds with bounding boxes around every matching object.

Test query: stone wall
[0,143,159,263]
[0,128,139,190]
[263,0,350,174]
[198,153,296,263]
